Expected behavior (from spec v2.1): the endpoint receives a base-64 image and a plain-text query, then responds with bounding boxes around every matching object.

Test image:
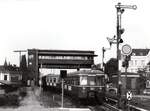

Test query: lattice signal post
[115,3,137,108]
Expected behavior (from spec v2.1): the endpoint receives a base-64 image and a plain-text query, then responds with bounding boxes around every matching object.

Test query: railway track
[87,103,121,111]
[103,96,149,111]
[88,102,149,111]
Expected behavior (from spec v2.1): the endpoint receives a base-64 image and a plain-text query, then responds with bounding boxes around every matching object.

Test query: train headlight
[90,87,95,90]
[99,87,102,92]
[82,87,86,90]
[82,87,86,93]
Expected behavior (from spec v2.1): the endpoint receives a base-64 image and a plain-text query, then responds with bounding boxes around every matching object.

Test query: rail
[127,104,149,111]
[103,103,122,111]
[105,97,149,111]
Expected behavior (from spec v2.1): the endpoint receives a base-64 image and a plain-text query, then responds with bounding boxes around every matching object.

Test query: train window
[77,77,80,85]
[74,78,77,85]
[77,80,79,85]
[70,79,72,85]
[80,76,87,85]
[73,79,76,85]
[73,80,76,85]
[88,77,96,85]
[65,79,68,84]
[146,80,150,88]
[71,79,73,85]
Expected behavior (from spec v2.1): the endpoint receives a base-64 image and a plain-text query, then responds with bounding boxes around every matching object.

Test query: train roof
[44,74,59,77]
[43,70,105,77]
[67,70,105,76]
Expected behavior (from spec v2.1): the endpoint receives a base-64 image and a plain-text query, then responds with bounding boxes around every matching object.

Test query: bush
[4,86,19,93]
[0,96,7,106]
[6,94,19,106]
[19,91,27,97]
[0,94,19,106]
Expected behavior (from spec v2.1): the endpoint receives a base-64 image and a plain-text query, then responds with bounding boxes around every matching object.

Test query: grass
[0,86,27,108]
[37,90,77,108]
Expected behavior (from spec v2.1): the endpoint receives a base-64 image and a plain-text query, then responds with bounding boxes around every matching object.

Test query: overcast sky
[0,0,150,66]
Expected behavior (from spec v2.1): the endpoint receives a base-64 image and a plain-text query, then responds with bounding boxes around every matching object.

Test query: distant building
[112,72,140,94]
[121,49,150,73]
[0,65,22,83]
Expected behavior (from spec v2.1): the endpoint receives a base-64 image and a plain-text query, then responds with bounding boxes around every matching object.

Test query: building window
[4,75,7,80]
[11,76,19,82]
[130,60,133,66]
[141,60,145,66]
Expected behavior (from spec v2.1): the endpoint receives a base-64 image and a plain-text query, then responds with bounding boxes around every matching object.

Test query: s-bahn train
[41,69,106,104]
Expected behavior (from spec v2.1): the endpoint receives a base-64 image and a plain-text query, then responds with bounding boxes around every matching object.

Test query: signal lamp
[121,9,125,14]
[119,38,123,43]
[120,28,125,34]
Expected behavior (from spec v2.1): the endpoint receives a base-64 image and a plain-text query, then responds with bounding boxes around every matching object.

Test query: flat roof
[28,49,97,56]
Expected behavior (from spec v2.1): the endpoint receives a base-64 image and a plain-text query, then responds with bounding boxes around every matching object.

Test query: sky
[0,0,150,66]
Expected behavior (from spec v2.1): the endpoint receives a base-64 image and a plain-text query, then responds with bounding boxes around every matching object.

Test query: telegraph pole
[102,47,105,71]
[115,3,137,108]
[102,47,111,71]
[14,50,27,67]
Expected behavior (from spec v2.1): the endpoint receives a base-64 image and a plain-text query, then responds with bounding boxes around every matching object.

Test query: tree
[20,55,27,71]
[4,58,8,68]
[136,73,146,94]
[104,58,118,80]
[20,55,28,85]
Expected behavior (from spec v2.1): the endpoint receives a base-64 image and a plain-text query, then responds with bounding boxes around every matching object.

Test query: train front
[80,71,105,103]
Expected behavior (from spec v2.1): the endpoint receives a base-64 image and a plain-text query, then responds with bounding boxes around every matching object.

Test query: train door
[96,75,105,86]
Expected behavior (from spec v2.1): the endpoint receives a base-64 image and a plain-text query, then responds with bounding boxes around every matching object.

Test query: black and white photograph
[0,0,150,111]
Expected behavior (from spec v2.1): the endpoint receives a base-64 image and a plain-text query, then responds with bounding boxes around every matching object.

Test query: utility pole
[115,3,136,108]
[102,47,111,71]
[14,50,27,67]
[102,47,105,71]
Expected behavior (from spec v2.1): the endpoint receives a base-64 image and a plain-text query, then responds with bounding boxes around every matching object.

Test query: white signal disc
[122,44,132,55]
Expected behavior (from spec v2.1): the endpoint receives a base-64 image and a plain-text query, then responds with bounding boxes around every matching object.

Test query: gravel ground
[38,89,78,108]
[0,87,43,111]
[0,87,92,111]
[131,96,150,110]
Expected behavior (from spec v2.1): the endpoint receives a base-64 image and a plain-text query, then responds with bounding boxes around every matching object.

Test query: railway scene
[0,0,150,111]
